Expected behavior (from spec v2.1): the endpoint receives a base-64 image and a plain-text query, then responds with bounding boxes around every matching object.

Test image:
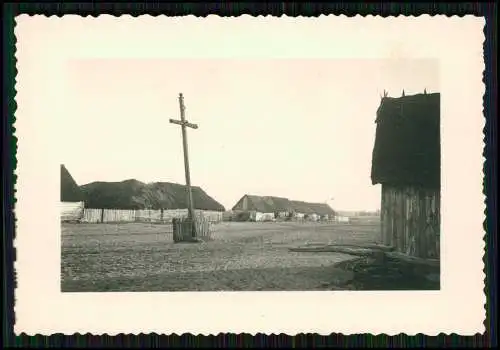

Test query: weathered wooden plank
[381,186,389,246]
[397,188,405,252]
[391,186,397,249]
[409,187,418,256]
[435,191,441,259]
[403,190,409,254]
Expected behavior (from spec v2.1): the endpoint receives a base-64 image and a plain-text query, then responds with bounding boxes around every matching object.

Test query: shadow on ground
[334,255,440,290]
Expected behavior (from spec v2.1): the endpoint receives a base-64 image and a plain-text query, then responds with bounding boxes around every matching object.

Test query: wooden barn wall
[381,185,440,259]
[79,208,223,224]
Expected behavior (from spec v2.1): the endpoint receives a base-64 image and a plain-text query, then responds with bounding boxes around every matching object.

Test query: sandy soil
[61,221,380,291]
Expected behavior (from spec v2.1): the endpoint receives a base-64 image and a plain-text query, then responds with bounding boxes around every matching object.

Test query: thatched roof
[289,200,314,214]
[232,195,275,213]
[289,201,335,216]
[60,164,84,202]
[80,180,225,211]
[80,179,146,210]
[137,182,225,211]
[371,92,440,188]
[232,194,335,216]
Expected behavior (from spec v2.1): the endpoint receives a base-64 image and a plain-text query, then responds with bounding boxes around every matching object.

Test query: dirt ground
[61,221,382,292]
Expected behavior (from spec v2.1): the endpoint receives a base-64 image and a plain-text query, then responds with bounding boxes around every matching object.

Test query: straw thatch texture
[81,179,146,209]
[60,164,84,202]
[136,182,225,211]
[80,180,225,211]
[371,93,440,188]
[232,195,335,216]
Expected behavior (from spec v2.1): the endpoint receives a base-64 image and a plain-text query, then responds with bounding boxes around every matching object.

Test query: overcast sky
[59,58,439,211]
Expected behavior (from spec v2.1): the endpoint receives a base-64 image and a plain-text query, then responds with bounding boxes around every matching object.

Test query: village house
[232,195,335,222]
[60,164,85,222]
[289,201,335,221]
[289,200,312,220]
[371,91,440,259]
[231,195,277,222]
[307,202,336,221]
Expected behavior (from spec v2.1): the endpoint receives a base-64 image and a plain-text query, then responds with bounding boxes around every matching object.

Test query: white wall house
[335,215,350,223]
[60,201,84,222]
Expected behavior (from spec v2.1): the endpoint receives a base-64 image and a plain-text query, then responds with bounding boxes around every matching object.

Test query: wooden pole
[178,94,195,222]
[170,93,199,238]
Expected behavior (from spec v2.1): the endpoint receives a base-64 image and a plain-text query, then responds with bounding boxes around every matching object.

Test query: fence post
[100,208,105,223]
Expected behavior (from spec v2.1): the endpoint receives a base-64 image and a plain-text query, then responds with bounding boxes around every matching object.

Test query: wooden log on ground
[298,242,394,252]
[384,251,440,267]
[290,244,439,268]
[289,246,379,257]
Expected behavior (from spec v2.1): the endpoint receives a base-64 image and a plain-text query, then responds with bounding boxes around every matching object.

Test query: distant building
[289,201,335,221]
[231,195,278,222]
[60,164,84,222]
[371,92,440,259]
[232,195,335,222]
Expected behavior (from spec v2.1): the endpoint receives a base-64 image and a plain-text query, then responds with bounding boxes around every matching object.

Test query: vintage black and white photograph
[59,57,441,292]
[14,15,485,335]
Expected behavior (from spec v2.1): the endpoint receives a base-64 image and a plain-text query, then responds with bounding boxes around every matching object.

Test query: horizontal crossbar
[169,119,198,129]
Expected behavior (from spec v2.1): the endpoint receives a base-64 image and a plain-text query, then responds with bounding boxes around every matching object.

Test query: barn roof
[371,92,440,188]
[80,179,146,209]
[80,180,225,211]
[306,202,336,216]
[232,194,335,216]
[140,182,225,211]
[289,200,315,214]
[264,196,293,212]
[60,164,84,202]
[233,195,276,213]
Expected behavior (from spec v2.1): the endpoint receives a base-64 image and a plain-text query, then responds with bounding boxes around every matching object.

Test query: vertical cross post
[169,93,199,238]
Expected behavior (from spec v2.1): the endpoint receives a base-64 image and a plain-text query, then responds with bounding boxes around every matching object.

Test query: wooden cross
[169,93,198,236]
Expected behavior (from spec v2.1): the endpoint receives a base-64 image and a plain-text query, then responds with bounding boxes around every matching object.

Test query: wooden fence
[80,208,223,224]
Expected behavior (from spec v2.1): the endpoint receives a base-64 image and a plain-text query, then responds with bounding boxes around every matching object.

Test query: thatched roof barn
[305,202,337,216]
[232,194,335,217]
[371,92,440,188]
[80,179,146,210]
[80,180,225,211]
[137,182,225,211]
[371,92,440,259]
[231,195,277,213]
[290,201,336,216]
[60,164,84,202]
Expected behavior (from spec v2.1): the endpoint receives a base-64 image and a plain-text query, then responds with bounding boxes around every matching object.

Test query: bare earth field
[61,221,382,292]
